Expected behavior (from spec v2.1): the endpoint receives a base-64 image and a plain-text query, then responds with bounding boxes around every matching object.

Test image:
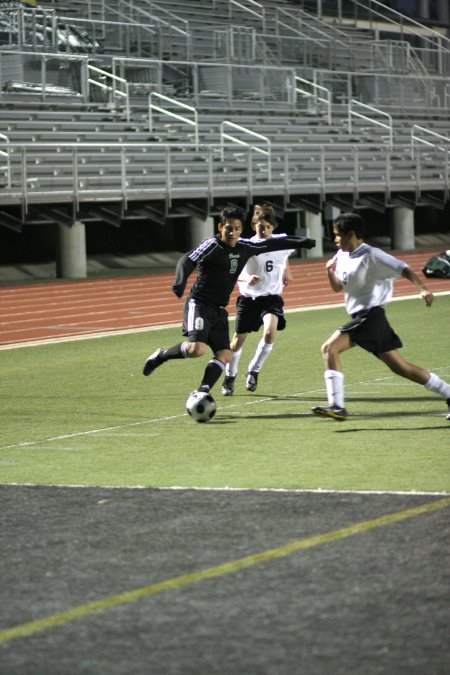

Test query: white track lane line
[1,291,449,350]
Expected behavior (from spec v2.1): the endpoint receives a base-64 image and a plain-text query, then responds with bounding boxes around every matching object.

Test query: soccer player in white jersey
[222,205,295,395]
[312,212,450,421]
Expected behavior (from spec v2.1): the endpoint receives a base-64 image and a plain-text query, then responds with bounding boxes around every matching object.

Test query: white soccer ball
[186,391,217,423]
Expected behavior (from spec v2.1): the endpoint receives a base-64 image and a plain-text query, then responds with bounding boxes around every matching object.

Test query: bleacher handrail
[86,63,130,121]
[293,76,332,125]
[0,133,11,188]
[148,93,199,150]
[275,7,348,48]
[411,124,450,157]
[229,0,265,33]
[220,120,271,182]
[350,0,450,49]
[348,99,393,147]
[116,0,189,37]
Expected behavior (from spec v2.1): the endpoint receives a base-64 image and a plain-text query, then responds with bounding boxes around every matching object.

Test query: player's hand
[421,289,433,307]
[326,257,336,271]
[248,275,261,286]
[172,285,183,298]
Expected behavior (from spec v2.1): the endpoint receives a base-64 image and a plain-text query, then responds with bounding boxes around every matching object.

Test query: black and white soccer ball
[186,391,217,423]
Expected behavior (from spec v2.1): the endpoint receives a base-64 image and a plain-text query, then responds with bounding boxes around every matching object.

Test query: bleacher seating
[0,0,449,236]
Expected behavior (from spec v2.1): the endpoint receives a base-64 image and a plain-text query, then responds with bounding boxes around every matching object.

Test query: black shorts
[234,294,286,334]
[339,306,402,356]
[182,297,230,352]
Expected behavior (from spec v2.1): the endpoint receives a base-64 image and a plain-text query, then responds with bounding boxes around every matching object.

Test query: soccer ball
[186,391,217,423]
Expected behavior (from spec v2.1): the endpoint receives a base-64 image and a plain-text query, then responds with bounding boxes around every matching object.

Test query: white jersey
[237,234,295,298]
[333,243,407,315]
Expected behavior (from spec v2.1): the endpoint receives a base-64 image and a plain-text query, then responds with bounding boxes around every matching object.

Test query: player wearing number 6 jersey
[142,205,315,397]
[312,212,450,421]
[222,205,295,396]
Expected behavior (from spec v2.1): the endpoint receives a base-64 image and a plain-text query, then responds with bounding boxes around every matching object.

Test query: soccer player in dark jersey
[142,205,316,396]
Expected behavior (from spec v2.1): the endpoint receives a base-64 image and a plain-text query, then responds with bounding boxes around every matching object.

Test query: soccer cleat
[221,375,236,396]
[189,386,210,398]
[446,398,450,421]
[311,404,348,421]
[142,347,166,376]
[245,371,259,392]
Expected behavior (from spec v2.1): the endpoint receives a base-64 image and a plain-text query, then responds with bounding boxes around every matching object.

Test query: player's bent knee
[216,349,232,365]
[186,342,207,358]
[321,342,331,358]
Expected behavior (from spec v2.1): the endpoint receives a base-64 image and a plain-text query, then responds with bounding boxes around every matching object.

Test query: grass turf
[1,296,449,492]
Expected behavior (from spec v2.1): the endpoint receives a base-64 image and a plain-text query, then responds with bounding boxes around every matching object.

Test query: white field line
[1,290,449,351]
[1,367,449,452]
[0,483,448,496]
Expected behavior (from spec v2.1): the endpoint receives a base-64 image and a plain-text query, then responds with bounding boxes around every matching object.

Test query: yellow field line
[1,497,449,644]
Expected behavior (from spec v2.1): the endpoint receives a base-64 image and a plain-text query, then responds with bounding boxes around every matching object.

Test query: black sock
[160,343,186,361]
[200,359,225,391]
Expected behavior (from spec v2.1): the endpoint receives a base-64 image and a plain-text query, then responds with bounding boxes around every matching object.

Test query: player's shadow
[335,425,447,432]
[308,395,437,403]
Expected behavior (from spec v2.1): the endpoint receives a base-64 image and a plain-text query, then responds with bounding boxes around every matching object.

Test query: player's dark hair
[220,205,246,224]
[252,203,278,229]
[334,212,365,238]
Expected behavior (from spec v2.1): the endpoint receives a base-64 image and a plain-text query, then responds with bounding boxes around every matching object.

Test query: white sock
[325,369,345,408]
[248,338,273,373]
[424,373,450,399]
[226,348,242,377]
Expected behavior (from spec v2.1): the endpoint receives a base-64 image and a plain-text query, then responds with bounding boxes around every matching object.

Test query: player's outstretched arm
[401,266,434,307]
[261,236,316,252]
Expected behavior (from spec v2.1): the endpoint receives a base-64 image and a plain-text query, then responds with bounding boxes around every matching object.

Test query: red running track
[0,248,448,347]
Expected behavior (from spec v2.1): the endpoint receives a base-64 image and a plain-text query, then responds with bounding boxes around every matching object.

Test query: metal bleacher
[0,0,449,234]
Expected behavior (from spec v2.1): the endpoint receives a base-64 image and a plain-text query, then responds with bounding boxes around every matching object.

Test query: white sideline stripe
[1,291,449,350]
[0,483,448,496]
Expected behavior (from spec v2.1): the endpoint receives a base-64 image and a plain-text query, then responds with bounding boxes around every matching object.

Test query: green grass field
[2,296,449,493]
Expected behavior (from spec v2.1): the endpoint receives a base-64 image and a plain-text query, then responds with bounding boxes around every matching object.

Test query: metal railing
[275,7,348,47]
[3,139,449,215]
[313,68,450,109]
[411,125,450,157]
[220,121,271,181]
[0,50,89,101]
[347,0,450,75]
[229,0,265,33]
[0,133,11,188]
[348,99,393,146]
[86,63,130,121]
[148,93,199,150]
[292,76,332,125]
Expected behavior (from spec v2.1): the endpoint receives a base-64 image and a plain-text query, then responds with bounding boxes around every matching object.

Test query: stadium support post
[391,206,415,251]
[56,220,87,279]
[188,214,215,249]
[304,211,323,258]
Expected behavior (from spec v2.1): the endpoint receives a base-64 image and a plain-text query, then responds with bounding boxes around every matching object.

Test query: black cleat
[446,398,450,421]
[143,347,166,376]
[221,375,236,396]
[245,371,259,392]
[311,404,348,421]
